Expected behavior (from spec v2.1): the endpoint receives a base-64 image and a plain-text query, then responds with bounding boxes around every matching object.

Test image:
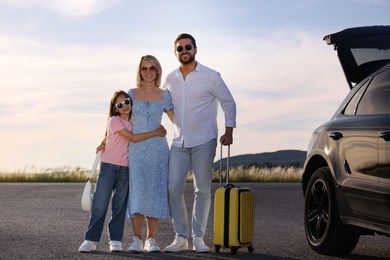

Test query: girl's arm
[96,137,106,153]
[117,125,167,142]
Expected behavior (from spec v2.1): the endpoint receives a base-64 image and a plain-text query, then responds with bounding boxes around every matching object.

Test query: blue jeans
[84,162,129,242]
[168,139,217,239]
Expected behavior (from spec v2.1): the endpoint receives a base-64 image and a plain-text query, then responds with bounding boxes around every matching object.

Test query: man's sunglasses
[176,44,193,53]
[114,98,131,109]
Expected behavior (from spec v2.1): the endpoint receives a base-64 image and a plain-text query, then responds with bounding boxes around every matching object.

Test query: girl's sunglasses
[176,44,193,52]
[114,98,131,109]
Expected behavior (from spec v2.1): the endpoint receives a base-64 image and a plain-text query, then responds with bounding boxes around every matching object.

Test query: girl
[78,90,166,253]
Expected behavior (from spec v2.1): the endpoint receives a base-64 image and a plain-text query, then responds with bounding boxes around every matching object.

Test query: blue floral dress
[126,88,173,219]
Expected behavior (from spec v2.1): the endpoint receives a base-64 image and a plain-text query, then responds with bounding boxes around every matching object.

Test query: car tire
[304,167,360,255]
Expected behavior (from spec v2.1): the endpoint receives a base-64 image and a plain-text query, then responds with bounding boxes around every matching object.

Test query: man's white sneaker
[78,240,96,252]
[164,236,189,252]
[192,237,209,253]
[128,236,143,253]
[144,238,161,252]
[109,240,122,252]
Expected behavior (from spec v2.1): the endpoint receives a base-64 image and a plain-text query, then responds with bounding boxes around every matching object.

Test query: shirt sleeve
[108,116,126,134]
[210,72,237,128]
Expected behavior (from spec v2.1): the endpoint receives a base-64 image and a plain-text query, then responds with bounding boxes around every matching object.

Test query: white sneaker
[192,237,209,253]
[144,238,161,252]
[78,240,96,252]
[128,236,143,253]
[164,235,188,252]
[109,240,122,252]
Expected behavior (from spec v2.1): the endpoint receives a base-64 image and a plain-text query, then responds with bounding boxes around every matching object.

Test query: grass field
[0,165,302,182]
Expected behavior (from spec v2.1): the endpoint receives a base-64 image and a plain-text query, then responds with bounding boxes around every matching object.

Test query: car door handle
[379,131,390,141]
[329,132,343,140]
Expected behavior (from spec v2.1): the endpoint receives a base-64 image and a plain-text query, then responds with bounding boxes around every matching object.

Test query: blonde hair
[136,55,162,88]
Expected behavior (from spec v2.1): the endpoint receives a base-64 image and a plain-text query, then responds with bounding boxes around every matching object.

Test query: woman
[127,55,174,253]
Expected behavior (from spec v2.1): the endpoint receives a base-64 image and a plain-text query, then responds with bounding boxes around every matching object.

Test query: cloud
[0,27,350,171]
[207,28,349,154]
[0,35,128,170]
[352,0,390,6]
[0,0,118,17]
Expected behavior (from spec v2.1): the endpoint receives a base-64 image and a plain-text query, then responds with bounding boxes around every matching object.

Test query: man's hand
[220,127,233,145]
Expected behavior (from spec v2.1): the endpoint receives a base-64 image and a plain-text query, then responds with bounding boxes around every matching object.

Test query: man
[164,33,237,253]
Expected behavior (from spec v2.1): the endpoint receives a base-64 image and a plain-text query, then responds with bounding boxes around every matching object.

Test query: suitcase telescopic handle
[219,144,230,187]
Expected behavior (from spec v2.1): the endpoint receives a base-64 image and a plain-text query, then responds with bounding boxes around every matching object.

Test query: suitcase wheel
[215,245,221,253]
[248,245,254,253]
[231,246,239,255]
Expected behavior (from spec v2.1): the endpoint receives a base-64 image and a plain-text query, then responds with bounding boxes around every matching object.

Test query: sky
[0,0,389,172]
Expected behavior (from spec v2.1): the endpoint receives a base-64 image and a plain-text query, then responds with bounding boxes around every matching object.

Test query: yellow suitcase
[213,145,255,254]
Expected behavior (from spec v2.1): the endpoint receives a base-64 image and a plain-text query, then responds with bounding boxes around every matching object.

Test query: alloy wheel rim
[306,179,329,243]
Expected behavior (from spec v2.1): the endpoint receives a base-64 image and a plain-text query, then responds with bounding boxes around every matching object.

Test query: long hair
[136,55,162,88]
[103,90,132,139]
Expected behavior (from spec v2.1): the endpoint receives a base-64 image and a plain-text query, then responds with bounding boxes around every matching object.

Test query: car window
[344,80,369,115]
[351,48,390,67]
[356,68,390,115]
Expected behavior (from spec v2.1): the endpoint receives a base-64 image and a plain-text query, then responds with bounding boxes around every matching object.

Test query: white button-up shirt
[164,62,236,148]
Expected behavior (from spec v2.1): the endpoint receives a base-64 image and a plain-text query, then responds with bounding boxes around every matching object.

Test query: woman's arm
[117,125,167,142]
[166,109,174,123]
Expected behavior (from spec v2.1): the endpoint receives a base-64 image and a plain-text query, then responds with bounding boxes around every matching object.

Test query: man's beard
[179,54,195,65]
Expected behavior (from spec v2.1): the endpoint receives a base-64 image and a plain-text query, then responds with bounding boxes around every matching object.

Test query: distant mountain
[213,149,307,171]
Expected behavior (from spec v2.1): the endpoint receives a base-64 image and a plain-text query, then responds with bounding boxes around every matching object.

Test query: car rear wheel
[304,167,360,255]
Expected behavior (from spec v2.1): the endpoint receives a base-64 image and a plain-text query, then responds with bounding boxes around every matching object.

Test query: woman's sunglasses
[141,66,157,73]
[114,98,131,109]
[176,43,193,53]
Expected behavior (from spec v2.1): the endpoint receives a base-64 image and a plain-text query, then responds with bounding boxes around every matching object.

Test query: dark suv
[302,26,390,255]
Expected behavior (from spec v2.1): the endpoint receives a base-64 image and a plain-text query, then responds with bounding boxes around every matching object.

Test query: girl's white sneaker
[78,240,96,252]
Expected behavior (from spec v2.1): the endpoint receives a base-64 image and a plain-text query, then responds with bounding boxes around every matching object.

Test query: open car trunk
[324,26,390,89]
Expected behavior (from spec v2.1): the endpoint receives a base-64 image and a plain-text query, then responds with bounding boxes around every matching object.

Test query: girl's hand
[96,143,105,153]
[155,125,167,137]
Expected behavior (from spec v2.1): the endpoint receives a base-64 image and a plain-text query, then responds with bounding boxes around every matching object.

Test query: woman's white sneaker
[144,238,161,252]
[78,240,96,252]
[128,236,143,253]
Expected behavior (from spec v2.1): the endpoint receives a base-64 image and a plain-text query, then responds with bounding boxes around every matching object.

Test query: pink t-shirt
[101,116,132,167]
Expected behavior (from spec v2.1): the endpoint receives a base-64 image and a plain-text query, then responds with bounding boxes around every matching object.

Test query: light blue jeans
[168,139,217,239]
[84,162,129,242]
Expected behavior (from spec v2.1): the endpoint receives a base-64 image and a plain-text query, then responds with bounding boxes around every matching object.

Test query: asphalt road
[0,183,389,260]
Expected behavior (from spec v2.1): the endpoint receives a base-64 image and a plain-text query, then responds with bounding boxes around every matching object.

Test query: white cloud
[0,35,130,170]
[0,0,118,17]
[204,29,348,155]
[0,27,351,171]
[46,0,118,17]
[352,0,390,6]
